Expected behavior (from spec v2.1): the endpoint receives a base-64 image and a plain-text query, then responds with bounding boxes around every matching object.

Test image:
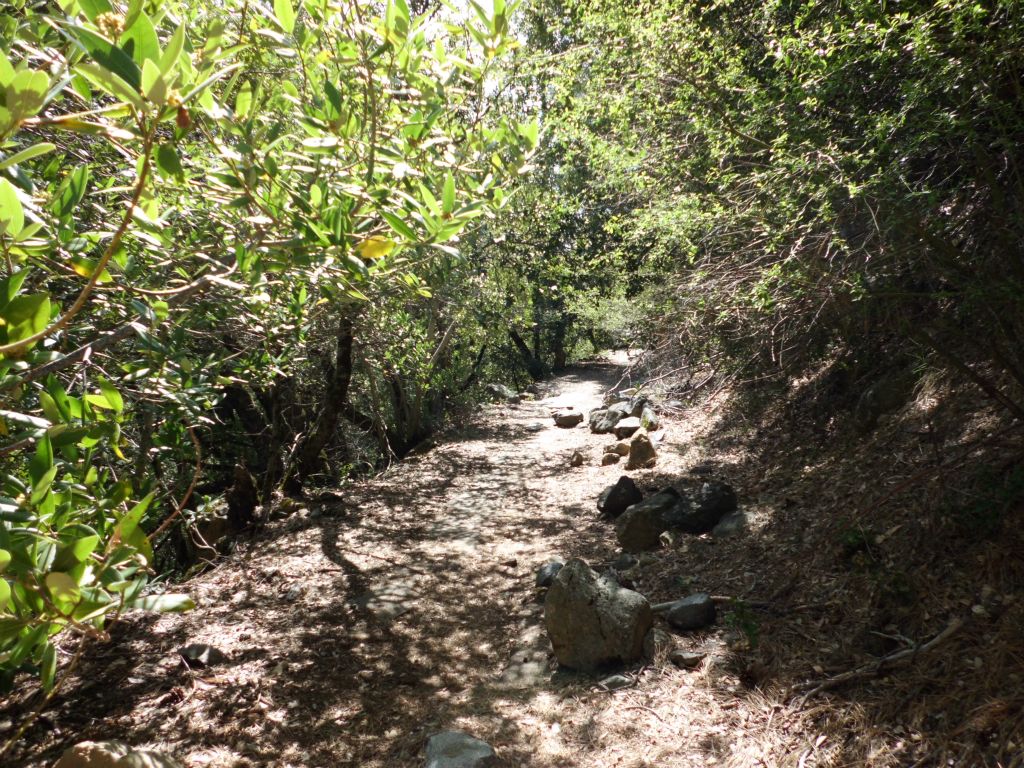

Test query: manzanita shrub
[0,0,535,697]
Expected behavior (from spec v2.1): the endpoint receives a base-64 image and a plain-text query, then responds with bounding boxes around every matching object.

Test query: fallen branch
[793,617,965,704]
[650,595,771,613]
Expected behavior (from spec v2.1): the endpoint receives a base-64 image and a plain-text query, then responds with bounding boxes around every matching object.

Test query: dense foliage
[511,0,1024,406]
[0,0,536,698]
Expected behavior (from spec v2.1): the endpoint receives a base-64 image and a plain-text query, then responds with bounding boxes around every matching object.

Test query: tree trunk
[290,311,357,483]
[509,329,545,380]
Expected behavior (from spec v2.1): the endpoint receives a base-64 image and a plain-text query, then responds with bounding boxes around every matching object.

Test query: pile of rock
[596,476,739,552]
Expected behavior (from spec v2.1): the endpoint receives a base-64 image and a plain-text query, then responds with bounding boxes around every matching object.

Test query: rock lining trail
[11,356,794,768]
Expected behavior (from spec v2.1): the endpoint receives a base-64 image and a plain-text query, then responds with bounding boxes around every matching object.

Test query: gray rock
[597,476,643,518]
[608,400,632,418]
[666,399,685,410]
[544,559,653,671]
[669,650,707,669]
[671,481,737,533]
[640,406,660,431]
[628,395,650,418]
[626,433,657,470]
[553,408,584,428]
[711,511,748,538]
[665,593,716,630]
[425,731,498,768]
[486,383,520,403]
[535,559,564,588]
[178,643,228,669]
[601,452,621,465]
[525,422,545,433]
[612,552,640,571]
[570,450,585,467]
[615,491,684,551]
[590,407,624,434]
[612,417,642,439]
[598,673,632,691]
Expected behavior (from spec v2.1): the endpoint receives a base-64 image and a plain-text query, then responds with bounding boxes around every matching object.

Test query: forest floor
[4,354,1022,767]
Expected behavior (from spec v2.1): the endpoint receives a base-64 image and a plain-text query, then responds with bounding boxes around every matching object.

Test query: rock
[659,529,685,548]
[612,417,642,439]
[665,593,716,630]
[667,399,685,410]
[615,491,684,552]
[55,742,183,768]
[711,511,748,538]
[626,433,657,470]
[177,643,228,669]
[569,450,585,467]
[671,481,737,533]
[525,422,545,433]
[597,476,643,518]
[425,731,498,768]
[640,406,660,431]
[628,394,650,418]
[612,552,639,571]
[486,383,520,403]
[589,407,624,434]
[606,440,630,456]
[535,559,564,588]
[525,383,542,395]
[598,673,632,691]
[601,452,621,465]
[553,408,584,428]
[544,558,653,671]
[669,650,707,669]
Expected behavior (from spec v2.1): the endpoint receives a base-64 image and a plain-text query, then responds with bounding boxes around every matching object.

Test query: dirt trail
[10,357,785,768]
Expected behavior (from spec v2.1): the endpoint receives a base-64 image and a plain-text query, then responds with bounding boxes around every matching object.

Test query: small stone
[525,422,545,433]
[659,530,685,548]
[425,731,498,768]
[601,452,621,465]
[612,417,642,439]
[669,650,707,669]
[535,559,565,588]
[612,553,639,571]
[570,450,586,467]
[637,552,659,567]
[640,406,660,431]
[177,643,228,669]
[711,512,748,538]
[598,673,632,691]
[285,585,303,601]
[665,593,716,631]
[605,441,630,456]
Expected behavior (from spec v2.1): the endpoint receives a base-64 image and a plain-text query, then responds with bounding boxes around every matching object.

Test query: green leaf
[0,268,28,311]
[40,641,56,691]
[382,210,418,241]
[0,293,50,346]
[126,593,195,613]
[45,571,81,609]
[0,549,11,573]
[29,433,53,486]
[160,24,186,75]
[75,62,145,110]
[30,465,58,505]
[121,11,160,68]
[96,377,124,412]
[65,24,142,88]
[5,70,50,121]
[274,0,297,34]
[0,143,56,172]
[78,0,113,21]
[0,579,10,614]
[442,173,456,215]
[0,178,24,238]
[156,144,184,180]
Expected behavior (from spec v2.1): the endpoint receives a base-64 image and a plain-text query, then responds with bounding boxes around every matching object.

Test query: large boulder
[628,394,650,418]
[626,433,657,470]
[544,559,652,670]
[425,731,498,768]
[615,490,685,551]
[589,405,626,434]
[671,481,737,533]
[597,476,643,518]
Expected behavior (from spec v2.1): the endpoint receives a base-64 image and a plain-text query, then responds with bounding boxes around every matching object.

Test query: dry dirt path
[10,357,788,768]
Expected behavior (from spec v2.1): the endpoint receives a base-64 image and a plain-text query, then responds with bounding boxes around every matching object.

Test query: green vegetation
[3,0,1023,733]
